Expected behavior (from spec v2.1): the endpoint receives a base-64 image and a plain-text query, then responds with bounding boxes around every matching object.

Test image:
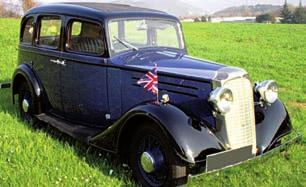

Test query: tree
[0,1,4,17]
[0,0,20,18]
[281,0,293,23]
[256,13,276,23]
[21,0,37,13]
[201,16,207,22]
[194,17,200,22]
[207,16,212,22]
[293,1,306,24]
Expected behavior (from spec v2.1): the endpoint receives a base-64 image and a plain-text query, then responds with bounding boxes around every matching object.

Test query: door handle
[50,59,66,66]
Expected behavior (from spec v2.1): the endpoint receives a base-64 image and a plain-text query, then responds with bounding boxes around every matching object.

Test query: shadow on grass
[0,88,136,186]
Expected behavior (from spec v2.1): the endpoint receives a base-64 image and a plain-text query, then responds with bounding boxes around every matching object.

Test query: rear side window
[21,18,34,44]
[38,16,62,48]
[66,20,105,55]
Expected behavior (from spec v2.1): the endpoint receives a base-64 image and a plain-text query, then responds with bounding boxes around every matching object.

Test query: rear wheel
[18,82,39,125]
[129,124,188,187]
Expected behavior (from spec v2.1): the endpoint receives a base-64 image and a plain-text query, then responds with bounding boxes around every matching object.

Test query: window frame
[20,16,35,45]
[36,15,63,50]
[65,17,107,57]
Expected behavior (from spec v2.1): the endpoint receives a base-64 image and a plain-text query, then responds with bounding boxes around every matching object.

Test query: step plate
[36,113,102,144]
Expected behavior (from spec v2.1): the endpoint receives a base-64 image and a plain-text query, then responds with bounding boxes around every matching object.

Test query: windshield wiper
[113,36,139,51]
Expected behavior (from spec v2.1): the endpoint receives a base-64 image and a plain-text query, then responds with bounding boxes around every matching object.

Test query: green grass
[0,18,305,186]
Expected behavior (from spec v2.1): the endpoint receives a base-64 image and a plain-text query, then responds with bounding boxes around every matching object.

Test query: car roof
[25,3,179,22]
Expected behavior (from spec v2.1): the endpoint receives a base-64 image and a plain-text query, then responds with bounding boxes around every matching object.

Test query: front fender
[256,99,292,153]
[12,64,42,98]
[90,103,223,164]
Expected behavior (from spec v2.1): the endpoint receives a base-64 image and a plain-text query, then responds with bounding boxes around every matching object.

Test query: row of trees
[256,1,306,24]
[281,0,306,23]
[194,16,212,22]
[256,13,276,23]
[0,0,37,18]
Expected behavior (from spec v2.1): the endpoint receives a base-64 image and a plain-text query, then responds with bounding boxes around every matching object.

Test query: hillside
[213,4,283,17]
[112,0,205,17]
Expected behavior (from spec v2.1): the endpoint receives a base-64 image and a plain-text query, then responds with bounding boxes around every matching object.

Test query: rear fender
[90,103,223,164]
[12,64,43,103]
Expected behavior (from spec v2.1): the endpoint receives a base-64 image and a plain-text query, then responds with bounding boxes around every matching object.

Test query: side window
[66,20,105,55]
[38,16,62,48]
[21,18,34,44]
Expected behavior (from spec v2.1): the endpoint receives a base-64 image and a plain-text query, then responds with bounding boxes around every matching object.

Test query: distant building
[180,16,258,23]
[179,16,200,22]
[275,17,282,23]
[181,18,196,22]
[211,17,256,23]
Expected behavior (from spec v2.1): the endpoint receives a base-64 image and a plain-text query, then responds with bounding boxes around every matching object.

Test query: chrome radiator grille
[222,78,257,154]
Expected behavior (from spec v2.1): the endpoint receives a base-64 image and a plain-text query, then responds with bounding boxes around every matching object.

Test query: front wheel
[129,125,188,187]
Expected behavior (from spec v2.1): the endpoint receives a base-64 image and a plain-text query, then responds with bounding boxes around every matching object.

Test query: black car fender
[12,64,43,103]
[255,99,292,153]
[90,103,224,164]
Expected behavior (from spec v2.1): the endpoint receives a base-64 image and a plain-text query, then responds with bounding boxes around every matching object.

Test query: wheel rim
[137,135,168,186]
[140,151,155,173]
[20,90,33,122]
[22,99,30,113]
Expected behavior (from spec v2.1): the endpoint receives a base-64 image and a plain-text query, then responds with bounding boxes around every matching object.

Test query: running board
[0,82,11,89]
[36,113,103,144]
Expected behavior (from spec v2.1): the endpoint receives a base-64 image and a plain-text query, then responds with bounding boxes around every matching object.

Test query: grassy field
[0,18,305,186]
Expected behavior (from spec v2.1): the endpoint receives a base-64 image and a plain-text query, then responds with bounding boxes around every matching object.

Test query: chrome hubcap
[22,99,30,113]
[140,152,155,173]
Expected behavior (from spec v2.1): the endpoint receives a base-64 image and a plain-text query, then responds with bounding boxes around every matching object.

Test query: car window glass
[71,21,82,36]
[156,24,179,48]
[67,20,105,55]
[108,19,183,55]
[109,21,119,42]
[22,18,34,44]
[124,20,147,45]
[39,17,61,48]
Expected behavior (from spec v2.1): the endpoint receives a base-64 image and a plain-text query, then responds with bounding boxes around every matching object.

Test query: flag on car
[137,64,158,95]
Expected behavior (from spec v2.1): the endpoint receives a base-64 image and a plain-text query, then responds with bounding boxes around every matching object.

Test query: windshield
[108,18,184,55]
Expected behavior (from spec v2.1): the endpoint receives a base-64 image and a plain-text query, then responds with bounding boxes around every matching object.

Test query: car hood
[112,49,226,81]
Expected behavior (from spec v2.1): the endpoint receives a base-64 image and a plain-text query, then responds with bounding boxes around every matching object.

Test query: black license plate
[206,145,255,173]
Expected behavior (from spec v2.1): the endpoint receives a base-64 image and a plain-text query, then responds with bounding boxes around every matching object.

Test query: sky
[38,0,306,13]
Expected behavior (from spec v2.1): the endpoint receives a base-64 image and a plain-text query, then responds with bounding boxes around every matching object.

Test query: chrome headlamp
[255,80,278,104]
[209,87,233,115]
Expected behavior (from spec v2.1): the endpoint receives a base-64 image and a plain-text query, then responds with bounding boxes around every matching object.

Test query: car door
[33,15,64,116]
[60,18,109,127]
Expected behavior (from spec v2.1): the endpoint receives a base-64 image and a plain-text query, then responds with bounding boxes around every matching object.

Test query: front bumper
[190,131,302,177]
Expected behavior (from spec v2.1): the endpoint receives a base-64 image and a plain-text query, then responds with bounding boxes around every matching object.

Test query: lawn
[0,18,305,186]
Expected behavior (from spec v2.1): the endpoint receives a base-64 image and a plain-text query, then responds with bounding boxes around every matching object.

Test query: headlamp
[209,87,233,115]
[255,80,278,104]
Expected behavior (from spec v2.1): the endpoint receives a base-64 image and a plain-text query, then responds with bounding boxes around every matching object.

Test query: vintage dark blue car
[3,2,299,186]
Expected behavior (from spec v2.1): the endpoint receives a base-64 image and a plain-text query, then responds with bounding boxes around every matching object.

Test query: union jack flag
[137,65,158,95]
